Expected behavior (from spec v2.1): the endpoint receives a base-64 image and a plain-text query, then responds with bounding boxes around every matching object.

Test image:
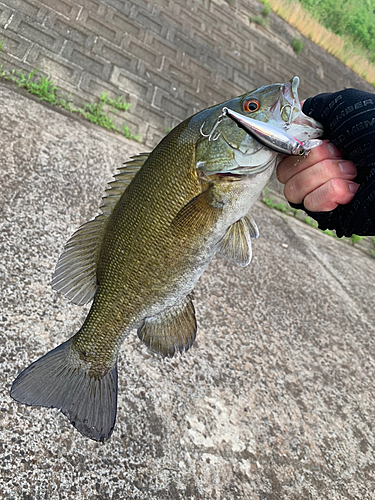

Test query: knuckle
[284,180,301,204]
[319,159,336,177]
[327,177,343,197]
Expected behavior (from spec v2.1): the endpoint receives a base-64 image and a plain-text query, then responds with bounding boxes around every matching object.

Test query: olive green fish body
[10,77,323,442]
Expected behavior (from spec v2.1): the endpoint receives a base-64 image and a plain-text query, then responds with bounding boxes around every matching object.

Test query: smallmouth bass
[11,77,323,442]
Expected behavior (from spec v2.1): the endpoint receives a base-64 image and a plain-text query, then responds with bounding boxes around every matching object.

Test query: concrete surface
[1,84,375,500]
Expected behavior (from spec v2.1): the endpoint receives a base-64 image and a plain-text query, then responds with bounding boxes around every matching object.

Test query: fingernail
[327,142,341,158]
[349,182,359,193]
[339,161,356,174]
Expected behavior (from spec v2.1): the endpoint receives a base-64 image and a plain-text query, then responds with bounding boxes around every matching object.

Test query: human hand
[276,140,359,212]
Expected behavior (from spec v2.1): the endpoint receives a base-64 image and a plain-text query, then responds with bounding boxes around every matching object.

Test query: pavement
[1,84,375,500]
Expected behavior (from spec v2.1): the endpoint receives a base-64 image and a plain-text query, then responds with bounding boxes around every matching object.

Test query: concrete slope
[1,85,374,499]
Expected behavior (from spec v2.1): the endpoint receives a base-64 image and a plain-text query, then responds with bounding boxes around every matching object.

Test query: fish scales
[10,77,323,442]
[76,122,203,362]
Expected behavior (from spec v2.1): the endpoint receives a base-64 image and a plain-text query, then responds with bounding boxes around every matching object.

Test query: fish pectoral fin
[170,188,222,234]
[138,295,197,358]
[218,215,258,267]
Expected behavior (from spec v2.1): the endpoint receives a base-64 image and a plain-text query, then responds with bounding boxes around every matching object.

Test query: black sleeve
[289,89,375,237]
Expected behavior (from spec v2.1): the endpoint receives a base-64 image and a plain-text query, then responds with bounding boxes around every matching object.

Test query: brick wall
[0,0,373,147]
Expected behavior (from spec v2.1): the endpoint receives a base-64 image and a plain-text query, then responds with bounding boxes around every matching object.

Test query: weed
[291,38,304,55]
[100,92,131,112]
[349,234,365,245]
[261,2,272,16]
[251,15,270,27]
[122,124,140,141]
[323,229,336,237]
[303,216,318,228]
[263,191,287,211]
[0,62,138,140]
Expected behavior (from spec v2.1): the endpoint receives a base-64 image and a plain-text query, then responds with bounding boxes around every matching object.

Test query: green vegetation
[298,0,375,61]
[291,37,304,54]
[261,1,272,16]
[79,93,138,140]
[371,238,375,257]
[250,1,271,27]
[263,192,288,212]
[323,228,336,237]
[264,0,375,85]
[262,190,373,255]
[0,42,139,140]
[349,234,365,245]
[252,15,270,27]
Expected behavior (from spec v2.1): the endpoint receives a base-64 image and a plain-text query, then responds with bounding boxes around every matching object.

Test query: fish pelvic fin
[138,294,197,357]
[52,153,150,306]
[218,215,259,267]
[10,339,118,442]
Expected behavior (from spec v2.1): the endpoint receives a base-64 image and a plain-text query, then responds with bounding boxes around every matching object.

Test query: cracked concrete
[1,84,375,499]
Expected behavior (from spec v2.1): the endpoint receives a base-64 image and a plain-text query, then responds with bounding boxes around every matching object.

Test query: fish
[10,76,323,442]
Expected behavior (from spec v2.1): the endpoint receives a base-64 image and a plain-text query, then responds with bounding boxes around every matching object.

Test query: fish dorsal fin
[52,153,149,305]
[137,294,197,357]
[101,153,149,215]
[218,215,259,267]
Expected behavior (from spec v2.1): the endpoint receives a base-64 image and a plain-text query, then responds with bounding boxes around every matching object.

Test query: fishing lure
[222,107,322,157]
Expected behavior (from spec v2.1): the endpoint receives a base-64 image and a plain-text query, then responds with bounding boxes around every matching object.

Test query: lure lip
[222,107,309,156]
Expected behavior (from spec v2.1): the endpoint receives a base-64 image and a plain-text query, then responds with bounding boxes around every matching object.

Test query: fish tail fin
[10,339,118,442]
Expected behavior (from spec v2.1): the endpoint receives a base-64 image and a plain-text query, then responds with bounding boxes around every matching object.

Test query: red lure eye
[243,99,260,113]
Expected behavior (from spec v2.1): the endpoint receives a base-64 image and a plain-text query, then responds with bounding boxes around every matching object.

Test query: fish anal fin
[218,214,258,267]
[10,339,118,442]
[138,295,197,357]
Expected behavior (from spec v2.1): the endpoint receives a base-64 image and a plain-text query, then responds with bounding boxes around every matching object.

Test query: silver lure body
[223,107,322,156]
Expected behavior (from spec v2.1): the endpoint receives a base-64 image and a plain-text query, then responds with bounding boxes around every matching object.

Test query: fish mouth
[269,76,301,127]
[283,76,300,106]
[216,172,243,180]
[271,76,323,135]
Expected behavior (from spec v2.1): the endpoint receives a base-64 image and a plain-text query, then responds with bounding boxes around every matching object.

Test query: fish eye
[243,99,260,113]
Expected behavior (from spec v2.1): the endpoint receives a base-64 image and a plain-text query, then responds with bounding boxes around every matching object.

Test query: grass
[250,1,271,27]
[259,0,375,86]
[291,37,304,55]
[251,15,270,28]
[0,43,139,141]
[78,93,138,139]
[349,234,365,245]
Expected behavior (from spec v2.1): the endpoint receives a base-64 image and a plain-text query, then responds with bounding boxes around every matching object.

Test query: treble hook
[200,109,228,142]
[280,101,295,128]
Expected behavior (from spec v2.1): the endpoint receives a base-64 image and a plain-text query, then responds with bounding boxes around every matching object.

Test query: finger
[303,179,359,212]
[277,140,342,184]
[284,159,357,205]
